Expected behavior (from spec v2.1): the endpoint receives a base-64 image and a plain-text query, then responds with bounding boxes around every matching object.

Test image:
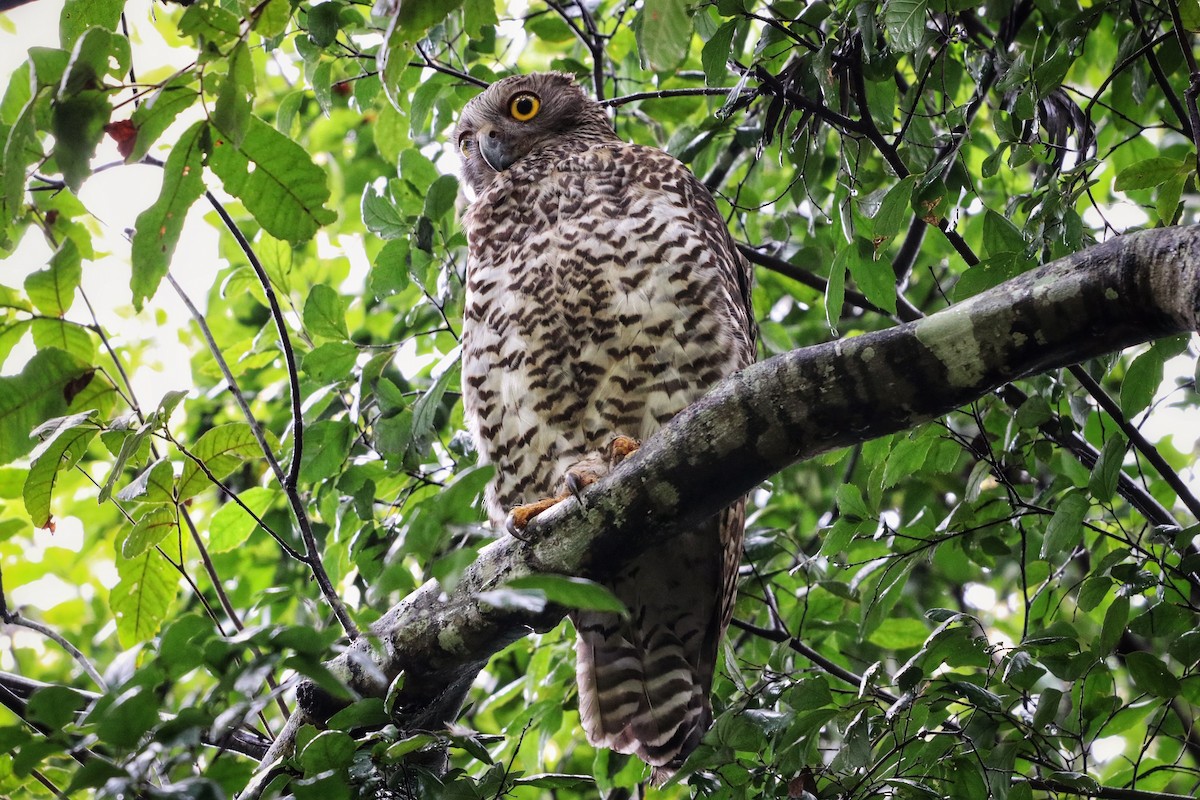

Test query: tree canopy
[0,1,1199,799]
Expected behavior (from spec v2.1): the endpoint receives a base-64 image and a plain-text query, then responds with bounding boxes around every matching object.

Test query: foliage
[0,0,1198,798]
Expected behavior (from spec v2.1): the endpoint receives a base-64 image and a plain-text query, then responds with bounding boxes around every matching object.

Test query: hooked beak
[476,125,517,172]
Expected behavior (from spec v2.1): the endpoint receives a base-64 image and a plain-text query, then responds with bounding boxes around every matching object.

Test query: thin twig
[600,86,735,108]
[194,196,355,642]
[1167,0,1200,174]
[199,193,305,491]
[1069,365,1200,520]
[0,588,106,690]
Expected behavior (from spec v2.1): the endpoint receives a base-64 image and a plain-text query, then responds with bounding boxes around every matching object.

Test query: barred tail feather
[573,508,742,782]
[574,613,709,773]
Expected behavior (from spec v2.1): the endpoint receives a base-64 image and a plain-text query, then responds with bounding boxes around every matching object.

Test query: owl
[454,72,755,780]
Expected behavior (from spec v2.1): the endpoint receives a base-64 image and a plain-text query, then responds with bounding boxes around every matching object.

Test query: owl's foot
[605,434,640,464]
[505,496,563,536]
[505,435,642,536]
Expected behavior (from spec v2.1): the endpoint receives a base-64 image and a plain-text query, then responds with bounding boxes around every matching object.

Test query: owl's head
[454,72,615,195]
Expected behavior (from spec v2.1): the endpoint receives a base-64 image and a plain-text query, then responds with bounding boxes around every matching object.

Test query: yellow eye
[459,137,471,156]
[509,92,540,121]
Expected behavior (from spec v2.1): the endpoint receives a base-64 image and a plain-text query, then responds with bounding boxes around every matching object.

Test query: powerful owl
[455,72,755,779]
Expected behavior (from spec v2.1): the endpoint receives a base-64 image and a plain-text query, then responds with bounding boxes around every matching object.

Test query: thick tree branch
[285,225,1200,746]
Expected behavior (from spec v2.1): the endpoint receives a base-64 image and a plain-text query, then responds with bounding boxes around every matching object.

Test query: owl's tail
[572,513,735,783]
[575,613,711,779]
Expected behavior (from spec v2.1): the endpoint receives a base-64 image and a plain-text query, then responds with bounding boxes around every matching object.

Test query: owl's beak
[476,126,517,172]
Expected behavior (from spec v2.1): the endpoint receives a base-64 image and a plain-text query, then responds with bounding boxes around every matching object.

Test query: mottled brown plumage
[455,72,755,780]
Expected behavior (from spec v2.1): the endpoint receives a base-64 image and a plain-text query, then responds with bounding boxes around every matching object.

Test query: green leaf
[178,422,276,500]
[511,774,596,790]
[1040,491,1088,560]
[835,483,871,520]
[122,508,178,559]
[1119,347,1164,417]
[399,147,439,189]
[207,115,336,244]
[953,253,1033,301]
[52,28,126,191]
[1,60,32,124]
[377,357,457,470]
[637,0,693,73]
[702,21,737,85]
[1114,156,1185,192]
[59,0,124,50]
[823,245,847,335]
[298,419,355,483]
[299,730,357,772]
[213,42,254,147]
[25,238,82,316]
[1180,0,1200,30]
[303,284,350,340]
[327,698,390,732]
[130,120,207,311]
[52,89,110,193]
[1088,434,1127,503]
[882,431,934,489]
[1076,576,1111,613]
[29,47,70,89]
[982,209,1026,256]
[256,0,292,36]
[883,0,927,52]
[208,487,278,553]
[178,2,241,47]
[1098,595,1128,654]
[380,732,437,762]
[362,182,407,239]
[411,361,456,447]
[303,342,359,382]
[23,411,101,528]
[371,237,412,296]
[275,90,304,136]
[390,0,466,38]
[27,685,88,730]
[116,456,176,504]
[2,96,39,223]
[311,60,333,117]
[31,319,95,364]
[99,419,158,504]
[845,241,897,314]
[423,173,458,221]
[307,1,342,48]
[59,23,126,94]
[1125,651,1181,697]
[868,617,929,649]
[506,575,627,615]
[1157,171,1187,224]
[1170,631,1200,664]
[378,26,411,114]
[111,549,179,646]
[124,77,196,164]
[0,348,94,466]
[867,175,915,241]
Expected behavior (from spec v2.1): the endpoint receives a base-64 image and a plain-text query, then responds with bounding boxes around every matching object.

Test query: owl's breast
[461,145,751,520]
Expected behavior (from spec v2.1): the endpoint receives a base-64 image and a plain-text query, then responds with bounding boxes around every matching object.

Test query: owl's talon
[565,471,585,501]
[504,512,530,542]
